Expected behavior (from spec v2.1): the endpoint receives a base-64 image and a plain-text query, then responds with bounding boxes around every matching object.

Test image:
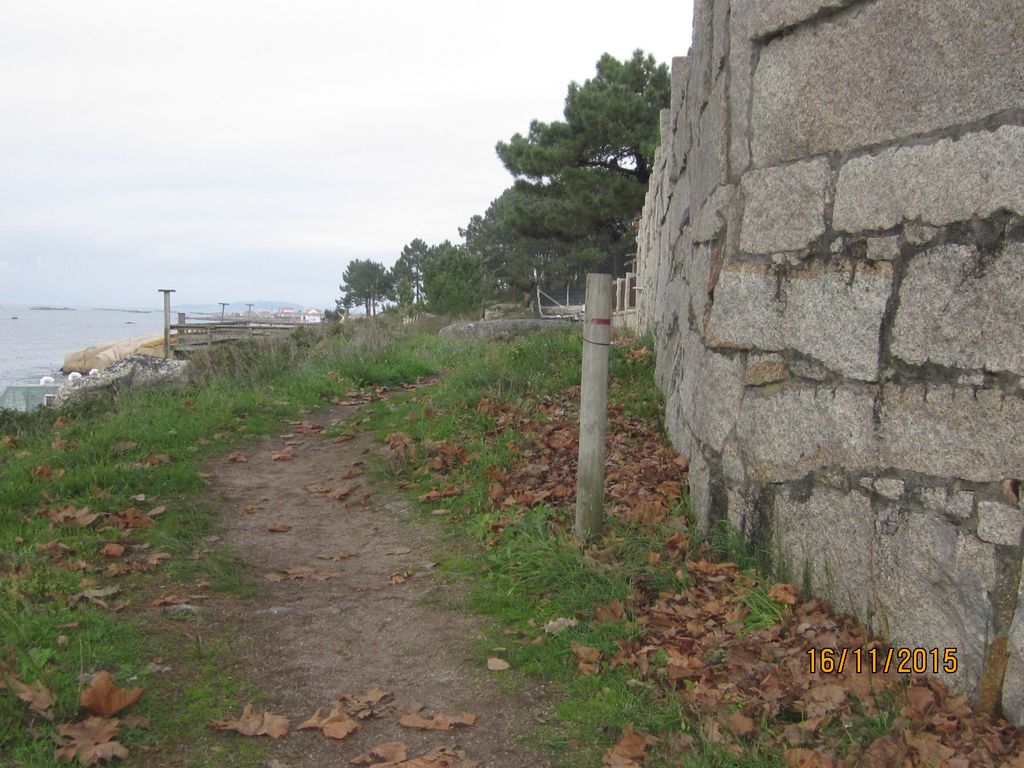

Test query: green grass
[739,587,786,635]
[345,327,802,766]
[349,328,732,766]
[2,322,796,766]
[0,320,454,766]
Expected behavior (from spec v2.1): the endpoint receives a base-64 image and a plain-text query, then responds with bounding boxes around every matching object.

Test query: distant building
[302,309,323,324]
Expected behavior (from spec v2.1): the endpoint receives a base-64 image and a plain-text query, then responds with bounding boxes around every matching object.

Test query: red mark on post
[592,318,611,325]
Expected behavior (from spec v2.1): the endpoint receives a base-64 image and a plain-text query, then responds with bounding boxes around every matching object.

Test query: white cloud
[0,0,694,307]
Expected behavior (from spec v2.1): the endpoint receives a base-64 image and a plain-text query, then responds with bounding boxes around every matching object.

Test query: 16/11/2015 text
[807,647,958,675]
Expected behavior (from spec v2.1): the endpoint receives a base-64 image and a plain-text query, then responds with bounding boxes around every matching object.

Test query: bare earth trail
[202,402,555,767]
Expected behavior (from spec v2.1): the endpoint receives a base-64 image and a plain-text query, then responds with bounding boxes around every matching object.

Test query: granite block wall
[634,0,1024,721]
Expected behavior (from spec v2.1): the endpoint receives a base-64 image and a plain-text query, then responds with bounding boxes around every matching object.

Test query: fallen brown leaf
[14,679,55,719]
[80,671,143,716]
[32,463,66,480]
[44,506,100,527]
[571,642,602,675]
[150,595,190,608]
[101,543,124,558]
[267,524,292,533]
[55,717,128,765]
[417,485,462,502]
[724,711,756,737]
[784,748,835,768]
[271,448,293,461]
[767,583,799,605]
[398,711,477,731]
[210,703,289,738]
[317,552,353,561]
[297,707,359,739]
[351,741,408,765]
[327,483,359,501]
[603,723,659,767]
[108,508,154,529]
[336,688,393,719]
[367,746,476,768]
[594,599,626,623]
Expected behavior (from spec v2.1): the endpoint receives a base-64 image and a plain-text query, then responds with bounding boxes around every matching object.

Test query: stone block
[783,261,892,381]
[866,236,900,261]
[659,108,672,156]
[834,126,1024,233]
[692,184,735,243]
[666,175,691,247]
[751,0,1024,167]
[902,223,939,247]
[670,56,689,116]
[891,243,1024,377]
[1003,571,1024,726]
[874,478,905,500]
[690,0,715,103]
[672,329,708,437]
[726,4,755,175]
[693,350,745,452]
[747,0,859,39]
[722,440,745,484]
[737,384,877,482]
[690,74,729,211]
[788,356,834,382]
[739,158,829,254]
[920,487,975,522]
[681,241,713,333]
[879,384,1024,482]
[689,447,712,532]
[744,353,789,386]
[712,0,730,75]
[726,487,751,536]
[706,264,783,351]
[977,501,1024,546]
[774,486,874,617]
[873,514,998,695]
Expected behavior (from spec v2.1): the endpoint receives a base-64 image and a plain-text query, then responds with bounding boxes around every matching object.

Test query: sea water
[0,304,163,391]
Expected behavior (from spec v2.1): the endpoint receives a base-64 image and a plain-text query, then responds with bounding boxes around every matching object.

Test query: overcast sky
[0,1,693,310]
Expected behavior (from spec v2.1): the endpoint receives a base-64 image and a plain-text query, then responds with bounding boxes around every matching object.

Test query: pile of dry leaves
[0,668,148,765]
[398,352,1024,768]
[210,687,481,767]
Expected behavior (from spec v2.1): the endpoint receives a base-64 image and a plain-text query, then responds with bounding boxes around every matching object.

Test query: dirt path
[204,403,555,767]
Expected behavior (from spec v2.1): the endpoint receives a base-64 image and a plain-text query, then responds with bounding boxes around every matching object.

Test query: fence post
[158,289,175,360]
[575,273,613,541]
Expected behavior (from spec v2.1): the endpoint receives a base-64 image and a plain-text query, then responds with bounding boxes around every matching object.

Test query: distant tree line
[333,49,670,318]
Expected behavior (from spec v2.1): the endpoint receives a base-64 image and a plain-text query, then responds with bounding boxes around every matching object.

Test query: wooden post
[158,289,175,360]
[575,273,613,541]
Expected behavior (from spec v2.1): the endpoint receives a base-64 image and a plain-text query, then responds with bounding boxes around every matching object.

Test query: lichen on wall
[635,0,1024,722]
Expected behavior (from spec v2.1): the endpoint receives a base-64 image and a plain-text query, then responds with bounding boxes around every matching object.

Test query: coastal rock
[57,355,190,404]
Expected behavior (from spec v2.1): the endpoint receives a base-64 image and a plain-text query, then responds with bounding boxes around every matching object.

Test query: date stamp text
[806,647,958,675]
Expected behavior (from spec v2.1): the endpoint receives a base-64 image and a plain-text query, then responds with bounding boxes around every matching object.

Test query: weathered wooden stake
[158,289,175,360]
[575,273,614,541]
